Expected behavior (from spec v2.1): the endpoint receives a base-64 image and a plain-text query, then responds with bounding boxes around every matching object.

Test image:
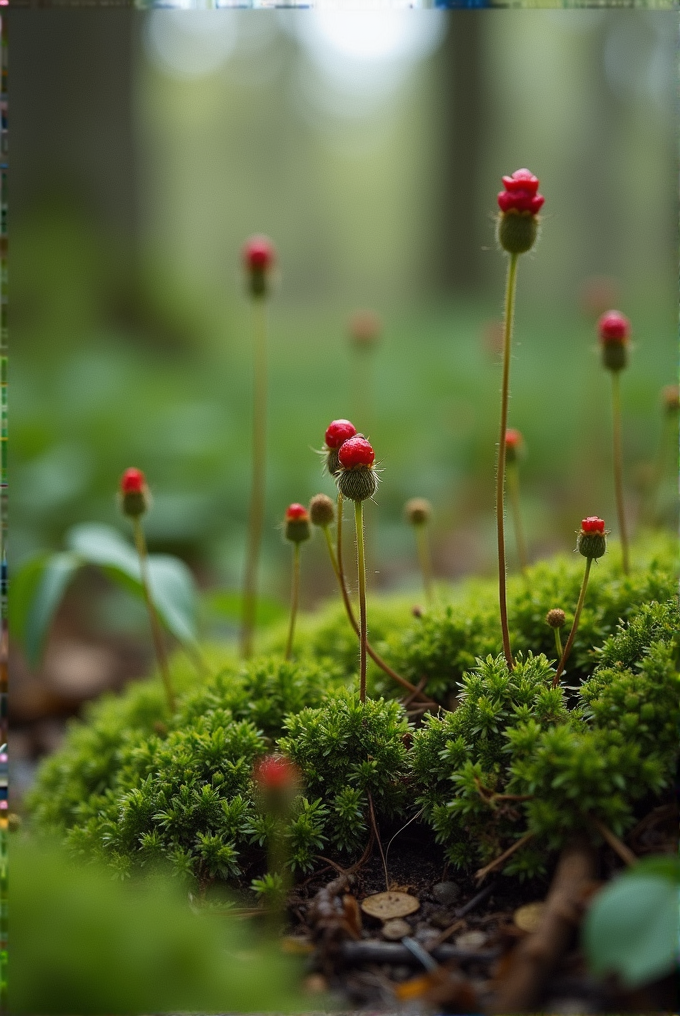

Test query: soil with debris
[278,804,678,1015]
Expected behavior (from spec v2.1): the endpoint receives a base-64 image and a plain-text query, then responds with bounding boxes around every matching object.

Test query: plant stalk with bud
[553,517,608,687]
[309,493,437,706]
[322,419,357,613]
[119,469,175,712]
[495,169,544,669]
[348,309,381,431]
[645,384,679,527]
[337,436,377,703]
[405,498,434,606]
[240,236,275,659]
[598,310,631,574]
[505,429,528,574]
[252,754,300,926]
[546,608,566,660]
[283,504,310,661]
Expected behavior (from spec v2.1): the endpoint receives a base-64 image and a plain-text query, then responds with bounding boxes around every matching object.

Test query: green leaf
[66,523,140,579]
[12,552,83,667]
[66,523,198,646]
[146,556,199,646]
[583,868,678,988]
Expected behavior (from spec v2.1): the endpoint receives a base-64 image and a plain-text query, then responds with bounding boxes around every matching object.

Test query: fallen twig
[475,831,535,882]
[340,940,501,966]
[489,835,596,1014]
[590,814,637,867]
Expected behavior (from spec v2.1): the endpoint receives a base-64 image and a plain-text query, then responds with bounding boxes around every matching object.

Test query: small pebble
[432,880,461,906]
[431,909,456,929]
[381,918,411,941]
[415,926,440,947]
[454,929,487,950]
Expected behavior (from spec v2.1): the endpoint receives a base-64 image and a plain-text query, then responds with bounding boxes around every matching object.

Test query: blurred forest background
[10,10,677,761]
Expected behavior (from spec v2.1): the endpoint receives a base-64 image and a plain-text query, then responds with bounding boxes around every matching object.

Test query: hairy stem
[354,499,367,704]
[240,298,268,658]
[321,525,437,705]
[507,462,528,574]
[611,371,629,574]
[553,557,592,688]
[284,543,301,661]
[133,517,175,713]
[415,524,434,606]
[497,252,519,669]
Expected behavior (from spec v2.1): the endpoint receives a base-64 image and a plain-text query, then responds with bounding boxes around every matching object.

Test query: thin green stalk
[240,298,268,658]
[507,463,528,574]
[553,557,592,688]
[553,627,563,660]
[336,491,345,594]
[284,543,300,661]
[132,517,175,713]
[496,253,519,669]
[354,499,368,704]
[321,524,437,705]
[414,524,434,606]
[610,372,629,574]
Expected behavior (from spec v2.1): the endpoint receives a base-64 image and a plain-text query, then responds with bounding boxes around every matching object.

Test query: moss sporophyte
[553,517,608,687]
[240,235,276,660]
[405,498,434,607]
[336,436,378,704]
[598,310,631,575]
[119,468,175,713]
[283,504,311,662]
[495,170,544,671]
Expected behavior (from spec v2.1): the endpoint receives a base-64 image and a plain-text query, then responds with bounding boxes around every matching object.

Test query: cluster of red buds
[321,419,377,503]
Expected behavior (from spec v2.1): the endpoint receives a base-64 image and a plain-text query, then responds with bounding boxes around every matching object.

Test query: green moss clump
[279,691,411,855]
[382,534,677,702]
[413,601,679,880]
[412,653,568,875]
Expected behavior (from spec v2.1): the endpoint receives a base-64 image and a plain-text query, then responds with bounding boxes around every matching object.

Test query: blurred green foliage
[11,838,302,1015]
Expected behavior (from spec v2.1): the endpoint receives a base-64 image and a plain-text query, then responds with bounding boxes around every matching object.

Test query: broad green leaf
[13,552,83,667]
[583,867,678,988]
[66,523,140,579]
[66,523,198,646]
[146,556,199,645]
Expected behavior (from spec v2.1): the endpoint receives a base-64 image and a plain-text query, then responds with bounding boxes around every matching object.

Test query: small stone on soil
[360,890,420,920]
[432,880,462,906]
[513,901,545,933]
[454,929,487,950]
[381,918,411,941]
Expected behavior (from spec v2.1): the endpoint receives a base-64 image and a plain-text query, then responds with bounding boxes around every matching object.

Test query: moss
[28,539,678,889]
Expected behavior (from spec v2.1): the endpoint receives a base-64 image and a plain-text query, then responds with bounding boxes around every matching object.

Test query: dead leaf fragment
[513,901,545,934]
[382,918,412,940]
[360,890,420,921]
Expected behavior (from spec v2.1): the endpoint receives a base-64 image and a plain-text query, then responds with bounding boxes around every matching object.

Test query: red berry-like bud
[253,754,299,792]
[285,503,307,522]
[598,311,630,372]
[581,516,605,534]
[505,428,524,464]
[242,235,275,298]
[497,168,545,216]
[243,235,274,272]
[121,467,146,495]
[577,517,608,560]
[598,311,630,344]
[119,468,150,517]
[284,503,311,544]
[349,310,382,350]
[338,436,375,470]
[325,419,357,449]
